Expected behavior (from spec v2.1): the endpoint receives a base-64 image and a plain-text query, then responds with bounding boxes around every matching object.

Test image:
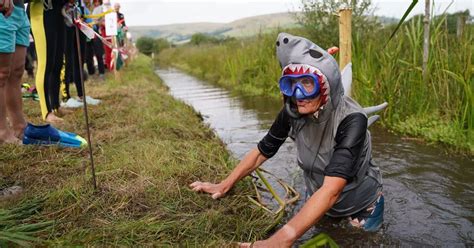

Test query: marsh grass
[158,22,473,154]
[0,55,274,246]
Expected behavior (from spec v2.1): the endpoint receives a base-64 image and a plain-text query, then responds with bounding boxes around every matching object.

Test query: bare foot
[45,112,64,125]
[0,129,21,145]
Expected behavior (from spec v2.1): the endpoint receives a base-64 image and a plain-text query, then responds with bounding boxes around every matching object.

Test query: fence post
[339,8,352,70]
[456,15,466,39]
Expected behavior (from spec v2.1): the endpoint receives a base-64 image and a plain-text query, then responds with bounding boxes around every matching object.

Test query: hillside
[129,12,301,42]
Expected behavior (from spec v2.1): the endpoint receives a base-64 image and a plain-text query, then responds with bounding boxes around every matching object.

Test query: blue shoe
[22,123,87,148]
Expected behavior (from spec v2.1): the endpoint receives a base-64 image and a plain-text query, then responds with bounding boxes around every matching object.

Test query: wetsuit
[63,1,85,99]
[29,0,66,119]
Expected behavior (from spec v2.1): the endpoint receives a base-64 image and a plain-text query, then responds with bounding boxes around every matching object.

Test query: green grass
[158,22,473,154]
[0,55,274,246]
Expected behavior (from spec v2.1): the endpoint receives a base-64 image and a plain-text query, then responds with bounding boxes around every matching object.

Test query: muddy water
[156,68,473,247]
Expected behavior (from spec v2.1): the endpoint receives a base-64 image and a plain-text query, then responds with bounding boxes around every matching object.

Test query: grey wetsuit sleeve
[324,113,368,181]
[257,108,291,158]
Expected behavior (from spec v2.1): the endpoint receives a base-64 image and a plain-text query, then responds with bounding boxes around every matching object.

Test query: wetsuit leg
[29,1,49,119]
[30,0,64,119]
[85,40,95,75]
[49,5,65,111]
[65,25,86,98]
[92,37,105,75]
[64,26,74,99]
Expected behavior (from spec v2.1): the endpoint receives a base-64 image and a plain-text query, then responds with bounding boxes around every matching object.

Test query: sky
[111,0,474,26]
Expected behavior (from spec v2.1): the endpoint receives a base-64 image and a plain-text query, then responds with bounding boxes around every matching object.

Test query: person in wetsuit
[29,0,68,123]
[190,33,384,247]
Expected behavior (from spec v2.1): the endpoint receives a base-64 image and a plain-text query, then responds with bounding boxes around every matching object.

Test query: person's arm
[190,109,291,199]
[241,176,346,247]
[241,113,368,247]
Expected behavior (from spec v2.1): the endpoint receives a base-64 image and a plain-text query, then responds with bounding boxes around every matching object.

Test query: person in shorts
[0,0,29,144]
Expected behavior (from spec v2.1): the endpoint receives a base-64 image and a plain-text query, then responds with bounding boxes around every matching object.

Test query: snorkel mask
[279,73,320,100]
[278,64,325,119]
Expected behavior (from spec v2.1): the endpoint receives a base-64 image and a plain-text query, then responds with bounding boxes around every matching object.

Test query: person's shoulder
[339,112,367,130]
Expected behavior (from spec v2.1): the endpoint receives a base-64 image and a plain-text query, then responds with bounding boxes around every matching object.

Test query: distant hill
[129,12,301,42]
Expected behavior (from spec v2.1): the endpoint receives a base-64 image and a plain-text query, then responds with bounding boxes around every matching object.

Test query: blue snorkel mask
[279,74,320,100]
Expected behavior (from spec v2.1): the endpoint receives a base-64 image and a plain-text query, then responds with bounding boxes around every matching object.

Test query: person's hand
[189,181,228,199]
[0,0,14,17]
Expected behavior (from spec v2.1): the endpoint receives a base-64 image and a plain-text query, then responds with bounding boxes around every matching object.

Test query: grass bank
[158,24,473,154]
[0,55,273,246]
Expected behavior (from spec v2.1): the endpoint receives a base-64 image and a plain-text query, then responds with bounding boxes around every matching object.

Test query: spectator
[90,0,105,78]
[114,2,125,29]
[114,2,126,47]
[29,0,67,123]
[0,0,29,144]
[62,0,86,107]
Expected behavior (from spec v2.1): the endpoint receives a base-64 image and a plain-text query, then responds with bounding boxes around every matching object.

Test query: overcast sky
[112,0,473,26]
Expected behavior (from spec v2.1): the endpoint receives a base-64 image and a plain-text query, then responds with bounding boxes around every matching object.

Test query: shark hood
[276,33,344,119]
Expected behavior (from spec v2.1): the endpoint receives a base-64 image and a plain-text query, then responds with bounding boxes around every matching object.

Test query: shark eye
[276,41,280,46]
[309,49,323,59]
[283,38,289,44]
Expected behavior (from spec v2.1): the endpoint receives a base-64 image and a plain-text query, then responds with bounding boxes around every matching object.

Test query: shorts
[0,5,30,53]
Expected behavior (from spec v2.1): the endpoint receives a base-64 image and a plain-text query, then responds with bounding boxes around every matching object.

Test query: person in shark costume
[190,33,386,247]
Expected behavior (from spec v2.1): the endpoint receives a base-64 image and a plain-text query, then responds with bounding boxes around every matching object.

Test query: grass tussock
[0,55,273,246]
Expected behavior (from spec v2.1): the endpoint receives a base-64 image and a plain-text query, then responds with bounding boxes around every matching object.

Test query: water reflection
[156,68,473,246]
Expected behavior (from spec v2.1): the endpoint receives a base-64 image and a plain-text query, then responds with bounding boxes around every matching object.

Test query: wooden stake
[456,15,466,39]
[338,8,352,70]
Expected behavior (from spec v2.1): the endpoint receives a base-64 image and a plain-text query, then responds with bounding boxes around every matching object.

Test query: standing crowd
[0,0,128,146]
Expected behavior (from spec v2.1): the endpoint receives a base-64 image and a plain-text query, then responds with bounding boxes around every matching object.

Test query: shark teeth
[282,63,331,108]
[282,63,323,76]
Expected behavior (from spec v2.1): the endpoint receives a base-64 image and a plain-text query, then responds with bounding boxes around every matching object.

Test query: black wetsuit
[28,0,67,118]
